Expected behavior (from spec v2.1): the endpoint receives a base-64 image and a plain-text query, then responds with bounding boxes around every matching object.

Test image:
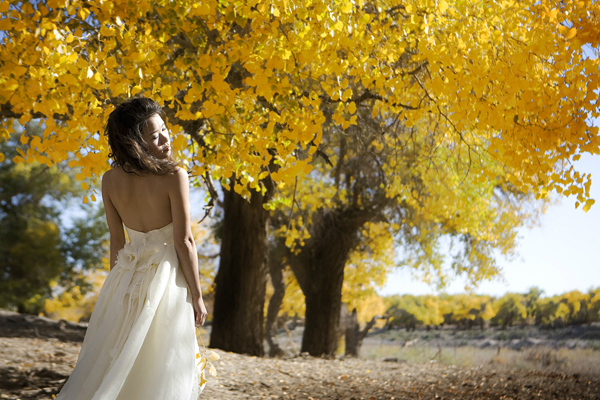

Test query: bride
[56,97,207,400]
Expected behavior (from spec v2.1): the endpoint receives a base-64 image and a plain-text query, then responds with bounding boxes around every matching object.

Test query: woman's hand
[193,296,208,327]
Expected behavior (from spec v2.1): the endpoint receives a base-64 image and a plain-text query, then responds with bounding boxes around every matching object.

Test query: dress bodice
[115,223,175,276]
[124,222,174,247]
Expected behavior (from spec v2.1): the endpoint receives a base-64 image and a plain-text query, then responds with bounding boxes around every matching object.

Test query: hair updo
[105,97,179,175]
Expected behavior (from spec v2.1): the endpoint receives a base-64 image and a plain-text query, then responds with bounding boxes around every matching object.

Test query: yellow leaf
[162,85,173,99]
[208,351,220,361]
[83,196,89,204]
[565,27,577,39]
[438,0,448,13]
[334,21,343,31]
[12,65,27,78]
[341,88,352,101]
[0,153,4,162]
[0,2,8,13]
[3,79,18,91]
[341,2,352,13]
[359,14,371,25]
[129,52,145,62]
[131,85,142,96]
[583,199,595,212]
[20,135,28,144]
[79,7,90,20]
[93,72,104,84]
[99,25,114,37]
[347,101,356,114]
[272,5,280,17]
[208,364,217,377]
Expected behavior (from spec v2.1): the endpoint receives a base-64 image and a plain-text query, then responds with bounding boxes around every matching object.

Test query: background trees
[380,288,600,334]
[0,122,108,314]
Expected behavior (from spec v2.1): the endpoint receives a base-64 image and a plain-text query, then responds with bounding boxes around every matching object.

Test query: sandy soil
[1,310,599,400]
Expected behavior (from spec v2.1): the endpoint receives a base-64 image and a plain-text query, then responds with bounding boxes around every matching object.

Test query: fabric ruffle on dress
[56,223,201,400]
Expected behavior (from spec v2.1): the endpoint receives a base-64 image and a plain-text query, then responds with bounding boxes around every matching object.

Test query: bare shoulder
[102,167,123,187]
[102,168,116,188]
[163,167,189,196]
[166,167,189,185]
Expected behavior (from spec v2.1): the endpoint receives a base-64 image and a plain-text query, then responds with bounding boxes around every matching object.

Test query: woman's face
[142,114,171,159]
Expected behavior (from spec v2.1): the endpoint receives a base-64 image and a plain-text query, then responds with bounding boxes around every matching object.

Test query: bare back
[102,165,194,274]
[103,166,173,233]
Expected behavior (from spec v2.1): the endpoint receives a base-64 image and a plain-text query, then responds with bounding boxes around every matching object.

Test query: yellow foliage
[0,0,596,207]
[279,269,306,318]
[342,222,395,319]
[44,266,108,322]
[353,294,387,327]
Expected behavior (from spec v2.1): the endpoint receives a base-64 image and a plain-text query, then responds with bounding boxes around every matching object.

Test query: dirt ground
[1,310,600,400]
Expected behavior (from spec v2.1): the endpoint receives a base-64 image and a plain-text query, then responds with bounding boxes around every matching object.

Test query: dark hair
[105,97,179,175]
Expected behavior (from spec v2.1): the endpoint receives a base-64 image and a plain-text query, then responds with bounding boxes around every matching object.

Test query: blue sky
[380,153,600,297]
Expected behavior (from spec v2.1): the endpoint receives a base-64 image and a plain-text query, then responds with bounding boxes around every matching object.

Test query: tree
[524,286,545,323]
[491,293,527,328]
[270,101,544,355]
[587,288,600,324]
[1,0,598,354]
[441,294,495,330]
[0,122,108,313]
[385,295,425,331]
[558,290,589,325]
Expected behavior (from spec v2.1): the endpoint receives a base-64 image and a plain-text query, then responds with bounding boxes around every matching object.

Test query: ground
[1,310,599,400]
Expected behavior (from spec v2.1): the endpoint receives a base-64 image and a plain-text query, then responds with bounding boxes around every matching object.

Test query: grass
[360,343,600,377]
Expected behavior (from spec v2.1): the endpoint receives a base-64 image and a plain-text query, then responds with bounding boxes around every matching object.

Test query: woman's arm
[169,168,207,325]
[102,172,126,270]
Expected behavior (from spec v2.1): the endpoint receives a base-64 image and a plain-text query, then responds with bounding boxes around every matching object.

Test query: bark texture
[344,308,386,357]
[265,256,286,357]
[288,208,372,357]
[210,186,270,356]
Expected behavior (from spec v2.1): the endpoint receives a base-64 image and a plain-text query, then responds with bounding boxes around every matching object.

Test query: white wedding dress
[56,223,201,400]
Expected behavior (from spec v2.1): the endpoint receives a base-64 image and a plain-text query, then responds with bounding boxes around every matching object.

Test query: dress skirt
[56,223,200,400]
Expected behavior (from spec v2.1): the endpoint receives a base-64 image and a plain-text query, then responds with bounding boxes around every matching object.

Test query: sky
[379,153,600,298]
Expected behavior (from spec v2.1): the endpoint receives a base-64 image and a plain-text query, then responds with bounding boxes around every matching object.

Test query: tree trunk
[344,308,361,357]
[265,258,286,357]
[345,308,386,357]
[209,186,270,356]
[289,208,372,357]
[301,260,346,357]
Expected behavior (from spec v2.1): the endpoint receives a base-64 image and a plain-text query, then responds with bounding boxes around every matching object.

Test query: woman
[56,97,207,400]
